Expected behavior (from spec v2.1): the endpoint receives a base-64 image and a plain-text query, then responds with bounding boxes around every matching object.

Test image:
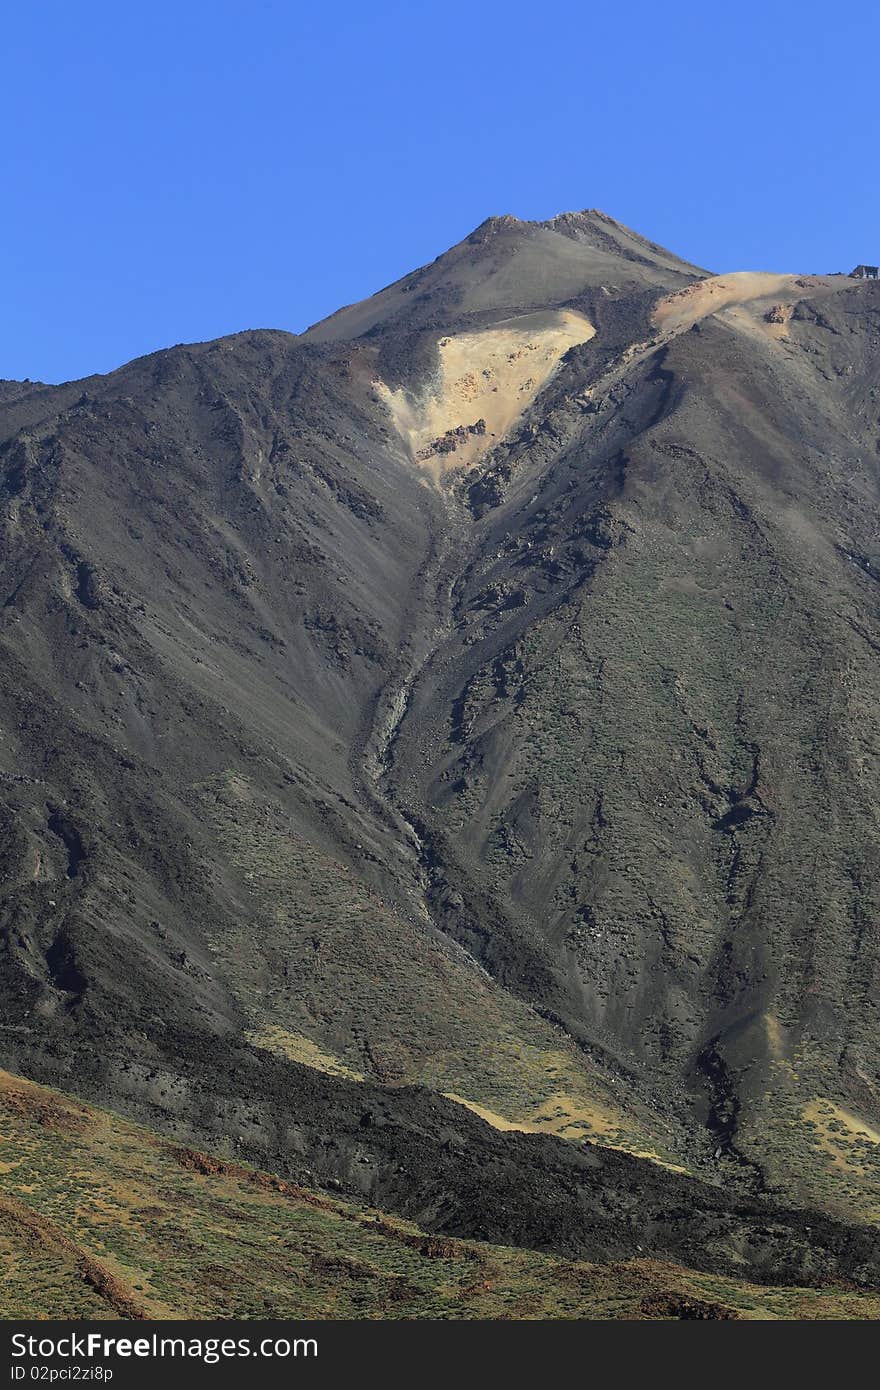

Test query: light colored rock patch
[375,309,595,478]
[653,272,802,333]
[652,272,851,343]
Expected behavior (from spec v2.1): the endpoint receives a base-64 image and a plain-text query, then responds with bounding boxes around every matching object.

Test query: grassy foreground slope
[0,1068,878,1321]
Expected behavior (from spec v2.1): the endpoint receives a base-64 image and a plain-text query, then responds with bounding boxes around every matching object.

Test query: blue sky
[2,1,877,384]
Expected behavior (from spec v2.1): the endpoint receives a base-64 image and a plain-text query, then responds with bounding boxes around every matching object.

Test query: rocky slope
[7,1067,880,1320]
[2,209,880,1293]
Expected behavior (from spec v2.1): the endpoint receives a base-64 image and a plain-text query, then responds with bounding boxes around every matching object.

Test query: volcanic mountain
[2,209,880,1298]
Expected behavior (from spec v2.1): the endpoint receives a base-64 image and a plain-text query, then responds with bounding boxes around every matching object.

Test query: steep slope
[387,269,880,1216]
[0,331,674,1167]
[1,211,880,1289]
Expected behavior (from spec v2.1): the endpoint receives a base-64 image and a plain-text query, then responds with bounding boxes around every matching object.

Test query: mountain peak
[540,208,622,238]
[464,208,636,247]
[305,208,705,344]
[465,214,523,242]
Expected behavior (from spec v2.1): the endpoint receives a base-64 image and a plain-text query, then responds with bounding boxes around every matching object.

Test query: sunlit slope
[199,769,671,1161]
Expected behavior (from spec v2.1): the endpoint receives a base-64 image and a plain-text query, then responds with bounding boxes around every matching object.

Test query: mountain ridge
[2,212,880,1300]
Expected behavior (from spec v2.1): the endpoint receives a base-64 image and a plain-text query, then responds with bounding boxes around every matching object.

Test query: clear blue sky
[2,1,877,384]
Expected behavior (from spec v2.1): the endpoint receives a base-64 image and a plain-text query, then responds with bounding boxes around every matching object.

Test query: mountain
[2,209,880,1308]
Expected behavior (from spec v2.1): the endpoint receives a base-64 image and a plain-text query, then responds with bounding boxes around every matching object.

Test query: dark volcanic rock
[9,1028,880,1289]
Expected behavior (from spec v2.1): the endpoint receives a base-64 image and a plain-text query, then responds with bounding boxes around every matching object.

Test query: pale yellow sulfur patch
[652,272,802,333]
[247,1026,365,1081]
[443,1090,689,1174]
[375,309,595,478]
